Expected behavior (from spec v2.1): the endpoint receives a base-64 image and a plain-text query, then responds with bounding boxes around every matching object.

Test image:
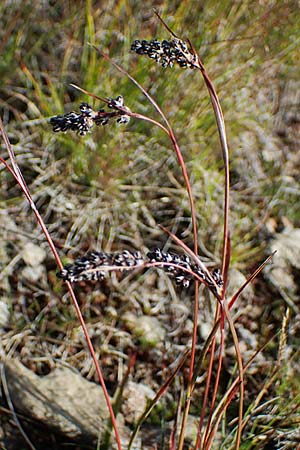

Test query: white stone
[21,242,46,267]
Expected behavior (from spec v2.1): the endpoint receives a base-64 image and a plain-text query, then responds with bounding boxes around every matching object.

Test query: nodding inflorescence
[57,248,223,294]
[130,38,198,69]
[148,248,224,292]
[57,250,145,283]
[52,42,221,296]
[147,248,195,288]
[50,96,130,136]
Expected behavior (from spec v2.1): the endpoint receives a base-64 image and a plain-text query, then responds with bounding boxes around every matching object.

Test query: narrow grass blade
[127,349,189,450]
[228,253,276,310]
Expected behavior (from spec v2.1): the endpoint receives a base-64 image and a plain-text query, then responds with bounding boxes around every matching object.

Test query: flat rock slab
[4,358,111,444]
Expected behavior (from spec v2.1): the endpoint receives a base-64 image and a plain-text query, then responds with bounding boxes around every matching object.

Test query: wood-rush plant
[1,13,273,450]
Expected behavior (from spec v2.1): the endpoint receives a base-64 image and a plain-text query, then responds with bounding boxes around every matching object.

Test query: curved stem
[194,303,220,450]
[0,119,122,450]
[223,299,244,450]
[94,48,202,449]
[202,309,225,450]
[193,53,230,281]
[94,47,199,253]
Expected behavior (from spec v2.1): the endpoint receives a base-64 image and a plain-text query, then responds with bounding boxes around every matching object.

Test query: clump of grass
[1,4,300,450]
[48,14,271,450]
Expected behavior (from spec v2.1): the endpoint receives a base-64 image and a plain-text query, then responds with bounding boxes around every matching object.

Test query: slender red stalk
[127,350,189,450]
[93,48,199,252]
[92,50,203,445]
[205,336,273,448]
[194,307,219,450]
[202,321,225,450]
[0,118,122,450]
[150,14,233,448]
[229,253,275,310]
[223,298,244,450]
[191,51,230,280]
[189,40,233,450]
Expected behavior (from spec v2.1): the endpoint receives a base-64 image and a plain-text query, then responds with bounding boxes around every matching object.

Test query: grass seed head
[57,248,223,295]
[131,38,198,69]
[50,97,130,135]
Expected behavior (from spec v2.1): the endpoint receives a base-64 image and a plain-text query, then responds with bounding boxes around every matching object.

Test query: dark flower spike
[157,224,223,298]
[50,103,96,136]
[131,38,199,69]
[57,250,145,283]
[147,248,223,294]
[107,95,131,124]
[108,95,124,109]
[50,96,130,135]
[57,248,223,295]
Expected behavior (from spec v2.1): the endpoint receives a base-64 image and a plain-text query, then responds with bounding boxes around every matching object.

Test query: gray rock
[121,381,155,425]
[4,358,113,444]
[21,242,46,267]
[270,228,300,269]
[124,313,166,348]
[21,264,47,284]
[267,228,300,303]
[20,242,47,284]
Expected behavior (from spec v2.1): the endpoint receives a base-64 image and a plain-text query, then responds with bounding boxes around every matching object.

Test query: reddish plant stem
[192,55,230,280]
[0,119,122,450]
[203,314,225,450]
[95,49,201,411]
[127,350,189,450]
[194,305,220,450]
[95,50,203,449]
[205,385,237,450]
[223,298,244,450]
[229,253,275,310]
[188,46,232,450]
[204,339,272,449]
[97,49,199,249]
